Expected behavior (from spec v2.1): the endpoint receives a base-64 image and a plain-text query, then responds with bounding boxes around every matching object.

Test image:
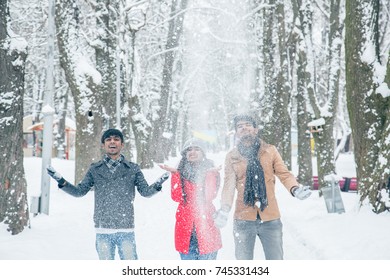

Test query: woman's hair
[177,156,214,204]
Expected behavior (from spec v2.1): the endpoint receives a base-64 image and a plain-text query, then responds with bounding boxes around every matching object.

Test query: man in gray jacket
[47,128,169,260]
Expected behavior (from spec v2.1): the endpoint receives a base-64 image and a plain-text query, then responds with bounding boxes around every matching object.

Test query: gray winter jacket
[59,158,161,229]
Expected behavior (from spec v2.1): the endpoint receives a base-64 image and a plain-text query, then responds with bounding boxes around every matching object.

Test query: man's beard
[239,134,256,147]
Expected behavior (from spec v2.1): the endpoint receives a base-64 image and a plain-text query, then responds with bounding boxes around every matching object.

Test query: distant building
[23,115,76,160]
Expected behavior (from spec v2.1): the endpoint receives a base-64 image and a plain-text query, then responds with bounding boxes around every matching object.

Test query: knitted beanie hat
[181,138,207,156]
[233,114,257,130]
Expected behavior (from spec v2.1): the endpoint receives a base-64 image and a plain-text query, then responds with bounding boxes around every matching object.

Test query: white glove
[213,207,230,228]
[46,165,66,185]
[292,185,311,200]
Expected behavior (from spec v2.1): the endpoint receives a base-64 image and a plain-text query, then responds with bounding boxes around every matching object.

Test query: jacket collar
[94,155,133,176]
[95,155,132,166]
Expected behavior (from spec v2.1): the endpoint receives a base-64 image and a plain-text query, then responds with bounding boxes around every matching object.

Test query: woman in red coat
[160,138,222,260]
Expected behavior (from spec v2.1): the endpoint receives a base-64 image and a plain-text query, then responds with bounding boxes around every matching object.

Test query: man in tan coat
[214,114,311,260]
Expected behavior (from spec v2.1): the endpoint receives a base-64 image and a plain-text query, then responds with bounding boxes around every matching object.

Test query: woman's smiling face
[185,146,204,162]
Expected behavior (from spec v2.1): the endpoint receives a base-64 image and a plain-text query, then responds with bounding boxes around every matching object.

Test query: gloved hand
[153,172,170,191]
[213,207,230,228]
[47,165,66,186]
[156,172,170,185]
[292,185,311,200]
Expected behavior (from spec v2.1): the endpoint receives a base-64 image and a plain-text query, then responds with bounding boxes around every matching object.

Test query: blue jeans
[179,229,218,260]
[95,232,138,260]
[233,218,283,260]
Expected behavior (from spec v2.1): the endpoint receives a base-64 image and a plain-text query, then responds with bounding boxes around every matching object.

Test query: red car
[311,176,357,192]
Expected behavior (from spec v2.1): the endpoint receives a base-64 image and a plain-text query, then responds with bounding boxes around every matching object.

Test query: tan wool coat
[221,140,299,222]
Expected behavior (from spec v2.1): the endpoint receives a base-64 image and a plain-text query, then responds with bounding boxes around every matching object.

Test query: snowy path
[283,215,326,259]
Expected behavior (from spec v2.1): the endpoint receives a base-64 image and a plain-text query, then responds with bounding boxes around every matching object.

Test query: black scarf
[238,137,268,211]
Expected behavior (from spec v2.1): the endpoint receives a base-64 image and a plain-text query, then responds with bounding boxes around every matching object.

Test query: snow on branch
[376,82,390,98]
[360,2,390,98]
[75,56,102,85]
[148,6,237,32]
[324,173,343,182]
[308,117,325,127]
[6,29,27,54]
[124,0,149,13]
[240,4,274,21]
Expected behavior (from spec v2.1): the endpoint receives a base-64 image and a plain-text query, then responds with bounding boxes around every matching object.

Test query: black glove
[153,172,170,191]
[156,172,170,185]
[46,165,66,186]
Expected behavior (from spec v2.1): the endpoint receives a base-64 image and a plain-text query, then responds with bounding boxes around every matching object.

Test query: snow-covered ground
[0,152,389,278]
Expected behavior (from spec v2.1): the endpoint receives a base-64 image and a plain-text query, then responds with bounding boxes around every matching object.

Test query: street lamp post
[39,0,55,215]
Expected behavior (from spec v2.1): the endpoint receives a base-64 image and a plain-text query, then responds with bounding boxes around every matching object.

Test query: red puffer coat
[171,170,222,255]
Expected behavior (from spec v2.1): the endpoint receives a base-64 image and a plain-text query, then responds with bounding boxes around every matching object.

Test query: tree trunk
[345,0,390,213]
[0,0,29,234]
[94,0,118,129]
[292,0,313,186]
[55,0,104,183]
[124,27,154,167]
[259,0,277,145]
[311,0,342,191]
[295,0,340,192]
[250,1,292,168]
[311,121,336,190]
[273,0,292,168]
[296,62,313,185]
[148,0,188,164]
[129,93,153,167]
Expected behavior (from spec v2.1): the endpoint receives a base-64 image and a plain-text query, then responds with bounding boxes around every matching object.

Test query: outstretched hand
[46,165,66,185]
[292,185,312,200]
[153,172,170,191]
[158,164,177,173]
[156,172,170,184]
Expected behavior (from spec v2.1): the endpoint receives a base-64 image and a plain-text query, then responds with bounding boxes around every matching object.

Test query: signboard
[322,180,345,214]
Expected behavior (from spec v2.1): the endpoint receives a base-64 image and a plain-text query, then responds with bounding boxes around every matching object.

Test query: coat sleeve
[171,171,183,203]
[135,169,161,197]
[272,146,299,192]
[220,153,236,210]
[59,167,94,197]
